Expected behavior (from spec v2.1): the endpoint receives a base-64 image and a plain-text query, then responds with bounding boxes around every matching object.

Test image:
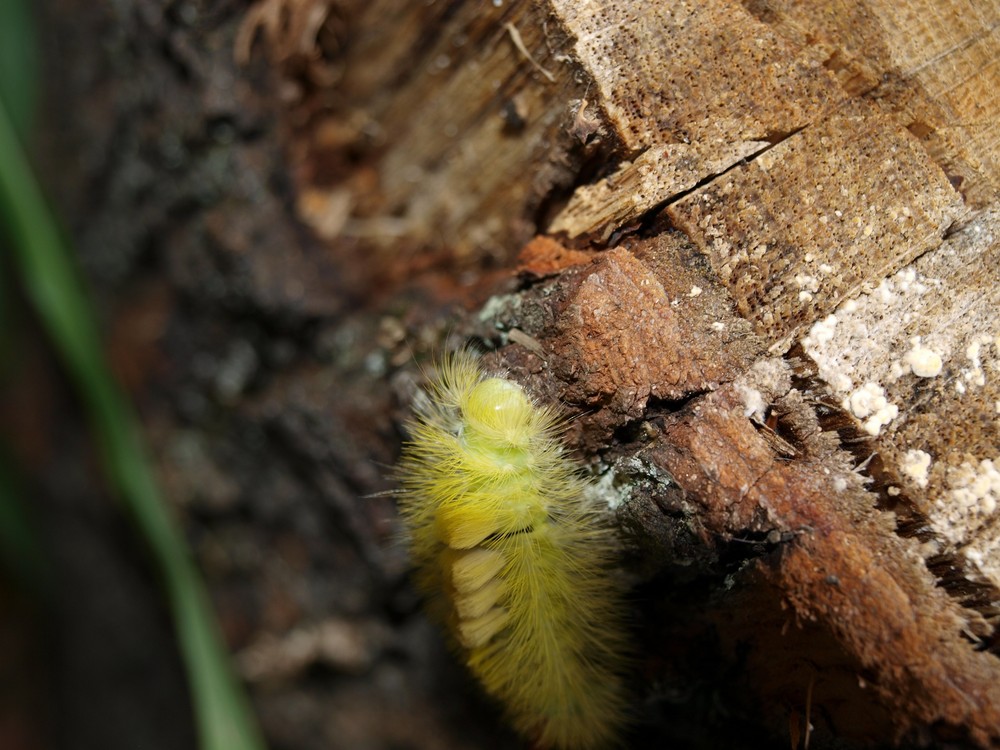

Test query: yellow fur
[397,350,628,749]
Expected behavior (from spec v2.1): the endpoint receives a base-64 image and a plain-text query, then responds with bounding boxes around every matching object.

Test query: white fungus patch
[584,466,629,511]
[732,358,791,423]
[735,383,767,421]
[794,273,820,293]
[930,457,1000,579]
[902,337,943,378]
[960,334,995,389]
[803,313,838,347]
[801,263,941,403]
[945,458,1000,521]
[843,382,898,436]
[800,261,958,440]
[900,449,932,488]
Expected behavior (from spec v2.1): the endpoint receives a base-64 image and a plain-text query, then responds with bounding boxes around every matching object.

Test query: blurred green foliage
[0,3,267,748]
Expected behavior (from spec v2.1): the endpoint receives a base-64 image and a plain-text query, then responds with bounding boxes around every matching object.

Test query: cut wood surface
[26,0,1000,748]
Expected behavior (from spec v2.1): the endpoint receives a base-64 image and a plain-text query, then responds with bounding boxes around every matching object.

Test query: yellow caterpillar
[397,349,628,749]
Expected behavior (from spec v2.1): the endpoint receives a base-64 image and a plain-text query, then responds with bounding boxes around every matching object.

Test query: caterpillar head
[462,377,534,449]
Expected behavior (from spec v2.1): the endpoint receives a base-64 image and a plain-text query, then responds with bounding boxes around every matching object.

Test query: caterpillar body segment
[397,350,628,749]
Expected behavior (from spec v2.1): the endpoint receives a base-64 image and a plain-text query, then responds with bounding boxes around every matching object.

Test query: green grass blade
[0,93,266,750]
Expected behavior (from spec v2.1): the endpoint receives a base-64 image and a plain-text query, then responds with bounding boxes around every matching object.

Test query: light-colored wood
[543,0,1000,598]
[284,0,595,261]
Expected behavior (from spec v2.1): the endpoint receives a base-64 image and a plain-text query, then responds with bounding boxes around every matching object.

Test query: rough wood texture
[746,0,1000,208]
[485,231,1000,746]
[265,0,1000,744]
[667,100,966,348]
[283,0,598,265]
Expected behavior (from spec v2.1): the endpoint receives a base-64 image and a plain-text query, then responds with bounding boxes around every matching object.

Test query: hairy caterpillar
[397,350,628,749]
